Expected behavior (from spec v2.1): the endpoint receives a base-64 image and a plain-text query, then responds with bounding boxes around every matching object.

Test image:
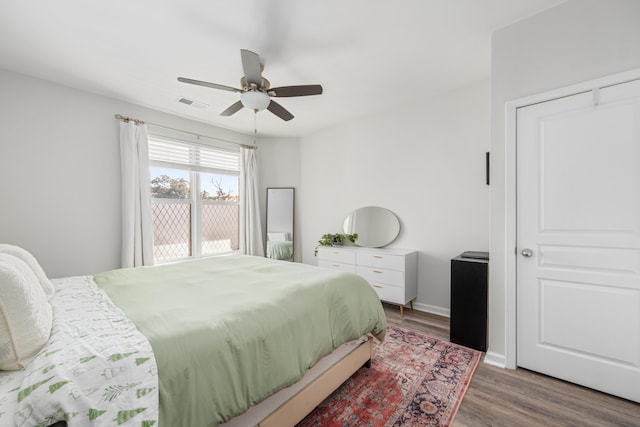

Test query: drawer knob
[373,270,383,273]
[374,255,383,259]
[332,264,340,267]
[373,284,383,288]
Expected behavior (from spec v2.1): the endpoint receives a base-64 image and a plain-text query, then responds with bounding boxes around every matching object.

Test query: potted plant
[315,233,358,255]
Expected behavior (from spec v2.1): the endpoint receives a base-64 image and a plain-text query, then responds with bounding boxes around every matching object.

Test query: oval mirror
[343,207,400,248]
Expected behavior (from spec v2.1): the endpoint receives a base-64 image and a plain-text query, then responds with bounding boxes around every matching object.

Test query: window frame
[148,134,240,263]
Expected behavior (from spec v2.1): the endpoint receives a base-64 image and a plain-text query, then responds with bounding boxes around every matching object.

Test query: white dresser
[317,246,417,316]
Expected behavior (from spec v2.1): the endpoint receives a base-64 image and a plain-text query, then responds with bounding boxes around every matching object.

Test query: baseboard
[483,351,507,368]
[412,302,450,318]
[409,303,507,368]
[410,304,507,369]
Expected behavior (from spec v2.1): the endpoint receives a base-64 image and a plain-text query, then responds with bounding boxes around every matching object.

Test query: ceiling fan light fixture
[178,49,321,121]
[240,91,270,111]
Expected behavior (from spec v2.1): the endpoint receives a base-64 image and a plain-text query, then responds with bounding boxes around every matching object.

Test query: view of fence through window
[150,167,239,262]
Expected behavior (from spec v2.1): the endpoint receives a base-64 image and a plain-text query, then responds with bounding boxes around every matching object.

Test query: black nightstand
[450,252,489,352]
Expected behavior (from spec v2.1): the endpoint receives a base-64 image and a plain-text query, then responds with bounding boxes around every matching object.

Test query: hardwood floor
[383,304,640,427]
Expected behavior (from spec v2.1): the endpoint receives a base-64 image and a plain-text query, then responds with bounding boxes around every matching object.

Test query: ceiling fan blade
[269,85,323,97]
[178,77,242,93]
[240,49,263,86]
[220,101,244,117]
[267,100,294,121]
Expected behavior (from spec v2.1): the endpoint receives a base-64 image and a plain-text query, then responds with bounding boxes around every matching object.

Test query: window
[148,135,240,262]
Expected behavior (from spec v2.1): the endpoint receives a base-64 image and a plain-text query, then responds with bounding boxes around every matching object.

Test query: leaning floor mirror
[266,187,294,261]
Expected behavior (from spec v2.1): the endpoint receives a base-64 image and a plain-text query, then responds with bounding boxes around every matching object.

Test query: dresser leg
[400,305,404,317]
[409,300,414,310]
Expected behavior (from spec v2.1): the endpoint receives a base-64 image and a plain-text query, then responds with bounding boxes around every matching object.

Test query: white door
[517,78,640,402]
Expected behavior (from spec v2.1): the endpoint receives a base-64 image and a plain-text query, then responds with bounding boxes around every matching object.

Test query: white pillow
[268,232,288,242]
[0,244,54,300]
[0,254,53,371]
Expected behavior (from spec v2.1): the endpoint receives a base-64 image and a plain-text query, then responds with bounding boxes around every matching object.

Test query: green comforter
[94,255,386,426]
[266,240,293,260]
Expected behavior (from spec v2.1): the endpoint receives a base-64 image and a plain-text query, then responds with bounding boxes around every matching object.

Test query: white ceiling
[0,0,564,138]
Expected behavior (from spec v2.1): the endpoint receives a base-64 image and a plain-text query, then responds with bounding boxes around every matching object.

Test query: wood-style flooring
[383,303,640,427]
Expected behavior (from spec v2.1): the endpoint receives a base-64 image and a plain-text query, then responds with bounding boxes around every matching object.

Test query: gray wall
[490,0,640,362]
[257,137,302,261]
[299,80,491,315]
[0,68,252,278]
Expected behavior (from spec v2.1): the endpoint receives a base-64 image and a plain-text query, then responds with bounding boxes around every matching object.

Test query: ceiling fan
[178,49,323,121]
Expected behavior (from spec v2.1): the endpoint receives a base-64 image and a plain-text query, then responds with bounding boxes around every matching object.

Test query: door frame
[503,68,640,369]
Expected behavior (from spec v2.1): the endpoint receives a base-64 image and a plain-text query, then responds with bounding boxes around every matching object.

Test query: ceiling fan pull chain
[254,110,258,146]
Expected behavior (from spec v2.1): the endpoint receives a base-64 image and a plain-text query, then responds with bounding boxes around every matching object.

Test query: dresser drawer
[370,282,404,304]
[356,266,404,286]
[317,248,356,264]
[318,259,356,273]
[357,252,404,271]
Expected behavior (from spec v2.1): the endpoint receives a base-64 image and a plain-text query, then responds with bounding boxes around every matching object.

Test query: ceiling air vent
[177,97,208,109]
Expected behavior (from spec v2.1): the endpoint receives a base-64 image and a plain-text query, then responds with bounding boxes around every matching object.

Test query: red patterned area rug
[298,324,481,427]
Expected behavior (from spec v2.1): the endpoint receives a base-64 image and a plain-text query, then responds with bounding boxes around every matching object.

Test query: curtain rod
[114,114,257,150]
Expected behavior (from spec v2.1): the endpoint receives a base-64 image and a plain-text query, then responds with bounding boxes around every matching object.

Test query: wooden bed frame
[253,338,373,427]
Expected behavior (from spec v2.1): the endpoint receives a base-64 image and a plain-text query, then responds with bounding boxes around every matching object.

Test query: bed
[266,232,293,261]
[0,252,386,426]
[266,240,293,261]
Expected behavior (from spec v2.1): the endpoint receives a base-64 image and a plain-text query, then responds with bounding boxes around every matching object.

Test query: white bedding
[0,276,158,427]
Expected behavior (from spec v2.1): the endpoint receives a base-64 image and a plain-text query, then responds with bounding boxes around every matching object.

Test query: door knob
[521,248,533,257]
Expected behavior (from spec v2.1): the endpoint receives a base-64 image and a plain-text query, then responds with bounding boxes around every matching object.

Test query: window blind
[148,136,240,176]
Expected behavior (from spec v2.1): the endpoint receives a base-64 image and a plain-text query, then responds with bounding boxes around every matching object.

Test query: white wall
[257,137,302,261]
[0,68,252,278]
[490,0,640,362]
[300,80,491,314]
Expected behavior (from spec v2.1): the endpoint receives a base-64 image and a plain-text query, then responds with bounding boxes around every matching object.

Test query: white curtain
[239,147,264,256]
[119,121,154,267]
